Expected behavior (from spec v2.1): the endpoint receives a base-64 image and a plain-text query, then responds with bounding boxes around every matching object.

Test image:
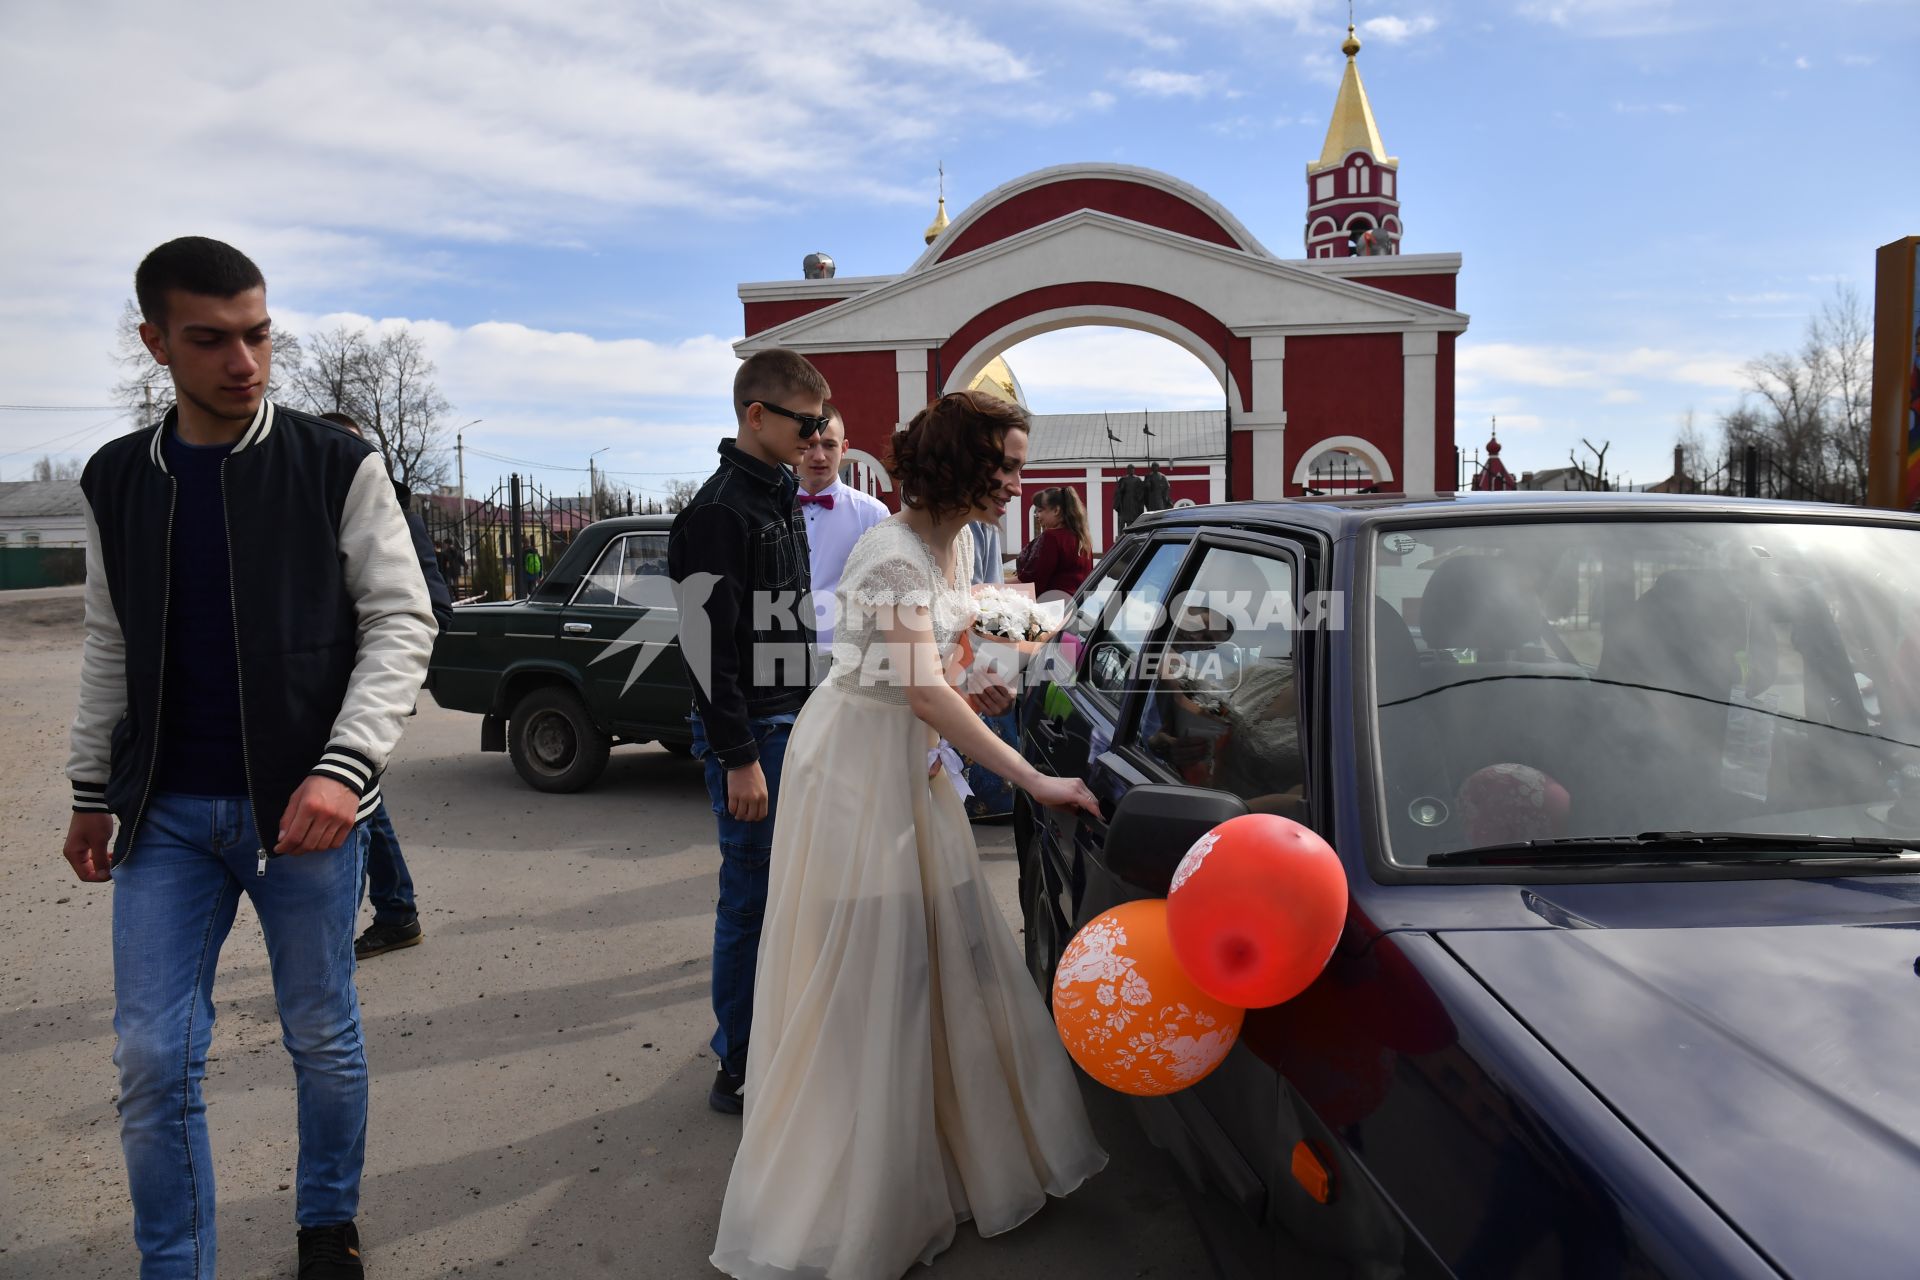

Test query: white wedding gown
[711,517,1107,1280]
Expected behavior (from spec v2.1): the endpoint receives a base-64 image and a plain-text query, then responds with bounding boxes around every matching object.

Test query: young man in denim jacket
[668,347,827,1113]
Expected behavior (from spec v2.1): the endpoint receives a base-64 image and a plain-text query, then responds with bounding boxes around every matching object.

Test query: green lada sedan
[428,515,693,791]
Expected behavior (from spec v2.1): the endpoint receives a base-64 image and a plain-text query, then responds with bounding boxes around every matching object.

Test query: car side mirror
[1103,783,1249,895]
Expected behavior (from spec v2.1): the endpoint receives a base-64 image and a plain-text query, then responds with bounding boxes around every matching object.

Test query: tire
[506,685,611,793]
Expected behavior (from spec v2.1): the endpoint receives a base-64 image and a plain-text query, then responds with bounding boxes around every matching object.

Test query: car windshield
[1369,518,1920,870]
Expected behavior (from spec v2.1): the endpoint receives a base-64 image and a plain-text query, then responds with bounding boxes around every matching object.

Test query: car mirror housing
[1104,783,1249,895]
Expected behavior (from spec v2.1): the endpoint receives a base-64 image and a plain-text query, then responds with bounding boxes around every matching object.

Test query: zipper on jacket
[218,461,268,876]
[123,479,179,860]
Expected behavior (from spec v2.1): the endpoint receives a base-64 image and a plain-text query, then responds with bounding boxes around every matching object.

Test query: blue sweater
[153,431,249,796]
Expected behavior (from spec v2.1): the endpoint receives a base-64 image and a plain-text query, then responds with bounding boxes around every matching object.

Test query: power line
[0,412,132,463]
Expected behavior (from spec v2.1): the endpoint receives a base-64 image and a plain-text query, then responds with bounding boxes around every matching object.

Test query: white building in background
[0,480,87,548]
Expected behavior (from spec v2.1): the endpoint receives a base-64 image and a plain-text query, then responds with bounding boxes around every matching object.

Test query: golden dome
[1310,23,1398,173]
[968,356,1026,407]
[923,196,950,246]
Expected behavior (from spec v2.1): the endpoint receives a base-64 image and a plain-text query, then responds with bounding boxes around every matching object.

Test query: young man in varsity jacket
[61,238,437,1280]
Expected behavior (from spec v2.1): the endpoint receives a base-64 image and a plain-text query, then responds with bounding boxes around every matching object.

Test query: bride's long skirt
[710,681,1107,1280]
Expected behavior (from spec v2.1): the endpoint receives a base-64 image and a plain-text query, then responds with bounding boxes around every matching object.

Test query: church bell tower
[1304,23,1402,259]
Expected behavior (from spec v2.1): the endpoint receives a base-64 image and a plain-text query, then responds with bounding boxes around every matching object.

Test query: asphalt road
[0,589,1213,1279]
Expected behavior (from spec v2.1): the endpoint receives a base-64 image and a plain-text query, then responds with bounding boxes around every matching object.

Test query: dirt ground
[0,586,1211,1278]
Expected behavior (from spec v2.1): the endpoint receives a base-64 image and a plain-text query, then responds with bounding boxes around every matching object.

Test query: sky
[2,0,1916,498]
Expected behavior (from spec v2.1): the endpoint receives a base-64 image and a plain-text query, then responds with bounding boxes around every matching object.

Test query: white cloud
[1115,67,1231,98]
[1794,55,1811,69]
[1456,342,1748,392]
[1839,53,1876,67]
[1516,0,1695,38]
[1087,90,1118,110]
[1601,388,1642,404]
[1612,101,1687,114]
[1361,14,1439,42]
[0,0,1062,316]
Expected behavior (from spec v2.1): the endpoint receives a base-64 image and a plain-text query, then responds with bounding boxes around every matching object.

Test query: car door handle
[563,622,593,635]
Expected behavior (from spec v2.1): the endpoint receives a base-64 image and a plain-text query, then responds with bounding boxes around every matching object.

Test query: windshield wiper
[1429,831,1920,868]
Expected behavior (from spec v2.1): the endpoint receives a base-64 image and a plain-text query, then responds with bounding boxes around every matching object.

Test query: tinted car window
[1372,519,1920,868]
[1086,543,1187,701]
[1134,546,1306,818]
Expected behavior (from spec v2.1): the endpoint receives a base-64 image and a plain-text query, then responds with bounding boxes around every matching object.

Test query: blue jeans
[110,793,370,1279]
[363,799,417,926]
[688,713,793,1078]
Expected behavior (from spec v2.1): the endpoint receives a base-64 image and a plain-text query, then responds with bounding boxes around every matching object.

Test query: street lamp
[455,419,482,508]
[588,447,611,521]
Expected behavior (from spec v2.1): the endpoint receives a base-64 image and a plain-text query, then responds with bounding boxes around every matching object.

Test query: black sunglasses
[745,400,832,438]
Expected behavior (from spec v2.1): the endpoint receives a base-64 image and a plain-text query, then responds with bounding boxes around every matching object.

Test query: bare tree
[109,298,304,419]
[353,329,452,492]
[286,324,372,417]
[31,455,83,481]
[1809,284,1872,497]
[664,478,701,512]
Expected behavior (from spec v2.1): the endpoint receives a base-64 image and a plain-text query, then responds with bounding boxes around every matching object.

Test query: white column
[895,348,930,428]
[1083,465,1105,553]
[1242,333,1288,501]
[1402,331,1438,494]
[1208,462,1226,504]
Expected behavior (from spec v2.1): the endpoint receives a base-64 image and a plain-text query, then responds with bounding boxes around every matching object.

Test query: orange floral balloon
[1052,899,1245,1097]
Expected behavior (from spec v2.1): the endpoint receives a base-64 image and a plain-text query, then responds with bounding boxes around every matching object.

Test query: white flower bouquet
[969,583,1067,644]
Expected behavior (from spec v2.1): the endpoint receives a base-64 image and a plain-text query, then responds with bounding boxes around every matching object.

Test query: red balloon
[1164,814,1348,1008]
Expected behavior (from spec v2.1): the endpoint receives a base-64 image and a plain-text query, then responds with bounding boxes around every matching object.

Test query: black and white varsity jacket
[66,401,438,868]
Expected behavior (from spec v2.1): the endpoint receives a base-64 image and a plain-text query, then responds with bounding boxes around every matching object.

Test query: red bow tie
[797,492,835,509]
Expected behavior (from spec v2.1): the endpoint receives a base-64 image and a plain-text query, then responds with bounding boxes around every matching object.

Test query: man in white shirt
[796,405,889,656]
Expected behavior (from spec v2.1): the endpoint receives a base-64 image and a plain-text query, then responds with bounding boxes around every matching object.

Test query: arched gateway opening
[975,325,1225,556]
[735,163,1467,506]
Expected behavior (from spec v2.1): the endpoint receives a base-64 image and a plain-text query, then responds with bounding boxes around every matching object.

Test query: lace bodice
[827,517,974,704]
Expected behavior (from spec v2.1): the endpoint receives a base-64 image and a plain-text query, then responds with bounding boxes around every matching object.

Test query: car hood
[1444,920,1920,1279]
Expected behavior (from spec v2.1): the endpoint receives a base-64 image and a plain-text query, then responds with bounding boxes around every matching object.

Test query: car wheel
[507,686,611,793]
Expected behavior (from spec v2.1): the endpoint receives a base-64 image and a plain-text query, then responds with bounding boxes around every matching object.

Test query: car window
[615,534,671,607]
[1133,546,1307,819]
[573,536,628,607]
[1370,519,1920,870]
[1085,542,1187,701]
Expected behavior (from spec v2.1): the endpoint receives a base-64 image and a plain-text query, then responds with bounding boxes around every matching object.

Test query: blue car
[1016,493,1920,1279]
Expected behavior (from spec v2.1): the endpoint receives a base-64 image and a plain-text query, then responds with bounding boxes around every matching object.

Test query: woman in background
[1015,487,1093,600]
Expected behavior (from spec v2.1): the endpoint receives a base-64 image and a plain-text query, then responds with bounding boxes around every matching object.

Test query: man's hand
[726,761,769,823]
[966,680,1016,717]
[275,776,360,855]
[63,813,114,882]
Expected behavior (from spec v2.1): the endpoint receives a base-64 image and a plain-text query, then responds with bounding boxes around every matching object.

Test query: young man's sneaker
[355,918,423,959]
[297,1221,363,1278]
[709,1063,745,1114]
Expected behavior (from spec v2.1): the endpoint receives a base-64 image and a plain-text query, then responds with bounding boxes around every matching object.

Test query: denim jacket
[666,439,815,769]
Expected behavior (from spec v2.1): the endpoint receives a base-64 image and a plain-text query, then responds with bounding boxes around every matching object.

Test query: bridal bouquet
[970,583,1067,643]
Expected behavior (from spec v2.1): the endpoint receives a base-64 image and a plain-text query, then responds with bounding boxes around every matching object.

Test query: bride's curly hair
[889,390,1029,520]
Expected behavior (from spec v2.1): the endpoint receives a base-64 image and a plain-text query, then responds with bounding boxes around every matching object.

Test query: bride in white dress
[711,391,1107,1280]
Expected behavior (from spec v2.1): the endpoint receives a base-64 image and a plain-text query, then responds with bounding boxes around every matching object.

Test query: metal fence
[414,475,645,602]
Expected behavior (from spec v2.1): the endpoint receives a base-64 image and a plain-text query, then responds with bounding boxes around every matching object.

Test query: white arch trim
[841,446,893,493]
[941,305,1242,411]
[908,162,1272,273]
[1292,436,1395,485]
